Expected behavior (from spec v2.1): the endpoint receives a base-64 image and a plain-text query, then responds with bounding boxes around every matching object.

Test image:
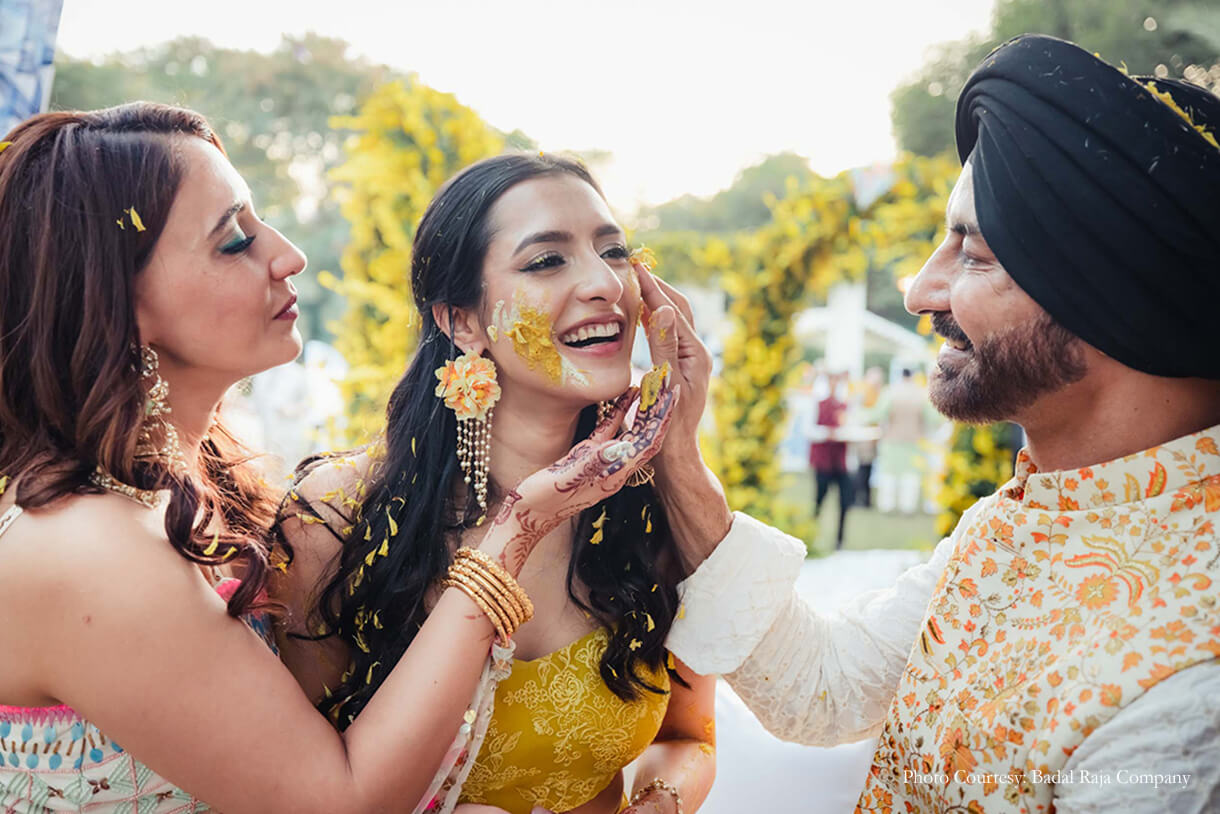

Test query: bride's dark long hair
[298,154,686,728]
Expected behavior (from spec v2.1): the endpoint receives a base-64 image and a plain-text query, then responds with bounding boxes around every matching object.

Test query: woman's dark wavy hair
[0,102,280,617]
[301,153,686,728]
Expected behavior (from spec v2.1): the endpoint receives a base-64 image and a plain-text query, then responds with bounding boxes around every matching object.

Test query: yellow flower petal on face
[203,531,219,556]
[127,207,146,232]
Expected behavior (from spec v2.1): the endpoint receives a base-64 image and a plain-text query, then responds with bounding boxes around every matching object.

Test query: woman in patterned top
[0,103,648,813]
[274,154,717,814]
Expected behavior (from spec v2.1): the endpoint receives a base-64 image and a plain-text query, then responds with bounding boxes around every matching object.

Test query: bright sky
[56,0,993,212]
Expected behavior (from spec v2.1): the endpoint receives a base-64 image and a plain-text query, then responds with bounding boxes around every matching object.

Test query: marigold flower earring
[435,348,502,522]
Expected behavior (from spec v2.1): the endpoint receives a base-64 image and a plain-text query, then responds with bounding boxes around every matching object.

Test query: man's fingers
[641,264,695,326]
[647,305,679,368]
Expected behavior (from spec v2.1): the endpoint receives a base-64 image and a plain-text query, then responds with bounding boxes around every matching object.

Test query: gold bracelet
[449,560,525,631]
[455,547,535,622]
[442,574,512,644]
[629,778,683,814]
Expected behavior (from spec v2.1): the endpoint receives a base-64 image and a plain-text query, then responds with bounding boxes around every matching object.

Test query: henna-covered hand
[478,377,679,577]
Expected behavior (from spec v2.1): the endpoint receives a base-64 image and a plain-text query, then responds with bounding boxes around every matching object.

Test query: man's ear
[432,302,486,354]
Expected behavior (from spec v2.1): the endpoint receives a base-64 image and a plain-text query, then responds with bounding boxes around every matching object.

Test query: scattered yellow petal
[372,611,382,629]
[366,661,380,685]
[364,525,373,541]
[411,436,416,456]
[0,475,7,495]
[222,546,236,560]
[667,652,676,670]
[377,537,389,557]
[0,141,11,154]
[651,583,658,593]
[301,514,326,525]
[645,613,655,632]
[127,207,146,232]
[203,531,219,556]
[677,604,686,619]
[387,508,398,536]
[115,219,125,230]
[364,548,376,566]
[590,506,607,545]
[629,639,642,651]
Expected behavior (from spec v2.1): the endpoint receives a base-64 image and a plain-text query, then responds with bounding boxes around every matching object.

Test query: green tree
[639,151,816,234]
[892,0,1220,156]
[51,34,404,343]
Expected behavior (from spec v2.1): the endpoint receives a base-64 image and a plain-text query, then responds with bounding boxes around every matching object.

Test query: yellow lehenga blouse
[458,627,670,814]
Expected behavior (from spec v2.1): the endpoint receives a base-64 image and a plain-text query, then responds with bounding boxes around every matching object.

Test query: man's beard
[929,311,1086,424]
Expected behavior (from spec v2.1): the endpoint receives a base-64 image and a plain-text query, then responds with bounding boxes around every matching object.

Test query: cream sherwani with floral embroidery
[668,426,1220,813]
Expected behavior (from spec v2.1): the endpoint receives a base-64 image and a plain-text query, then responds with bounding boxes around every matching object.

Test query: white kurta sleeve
[667,510,960,747]
[1054,660,1220,813]
[667,512,809,674]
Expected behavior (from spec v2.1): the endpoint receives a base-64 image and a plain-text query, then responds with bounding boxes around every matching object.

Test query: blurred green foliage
[891,0,1220,157]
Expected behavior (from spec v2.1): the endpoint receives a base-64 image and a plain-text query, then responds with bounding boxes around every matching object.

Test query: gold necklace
[89,467,165,509]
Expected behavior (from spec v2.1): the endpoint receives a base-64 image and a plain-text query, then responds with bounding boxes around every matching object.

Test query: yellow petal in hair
[0,475,7,495]
[629,639,642,651]
[0,141,11,154]
[366,661,380,685]
[667,652,676,670]
[645,613,656,632]
[590,506,607,545]
[386,508,398,536]
[628,245,658,271]
[203,531,219,556]
[364,549,376,566]
[127,207,146,232]
[222,546,236,560]
[115,219,125,230]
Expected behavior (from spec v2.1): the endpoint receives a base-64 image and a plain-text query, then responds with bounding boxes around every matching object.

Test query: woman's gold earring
[135,345,188,478]
[598,400,615,424]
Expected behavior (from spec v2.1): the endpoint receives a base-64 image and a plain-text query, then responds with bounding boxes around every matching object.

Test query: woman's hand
[635,262,734,571]
[479,379,679,577]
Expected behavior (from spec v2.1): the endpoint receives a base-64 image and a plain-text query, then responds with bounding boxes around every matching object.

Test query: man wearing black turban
[651,34,1220,813]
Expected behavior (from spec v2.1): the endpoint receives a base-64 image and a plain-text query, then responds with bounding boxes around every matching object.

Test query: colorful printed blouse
[457,627,670,814]
[0,508,271,813]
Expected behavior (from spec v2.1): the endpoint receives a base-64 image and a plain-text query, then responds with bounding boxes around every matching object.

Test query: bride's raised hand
[477,370,679,577]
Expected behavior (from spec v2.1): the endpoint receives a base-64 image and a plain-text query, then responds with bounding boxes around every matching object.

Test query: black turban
[955,34,1220,379]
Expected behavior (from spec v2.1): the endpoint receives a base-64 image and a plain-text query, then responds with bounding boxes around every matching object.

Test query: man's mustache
[931,312,970,345]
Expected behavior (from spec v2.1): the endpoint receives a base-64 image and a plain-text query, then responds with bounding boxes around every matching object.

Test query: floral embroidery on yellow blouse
[458,627,670,814]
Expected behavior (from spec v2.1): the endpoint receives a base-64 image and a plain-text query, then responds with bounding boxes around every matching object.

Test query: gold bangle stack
[442,547,534,645]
